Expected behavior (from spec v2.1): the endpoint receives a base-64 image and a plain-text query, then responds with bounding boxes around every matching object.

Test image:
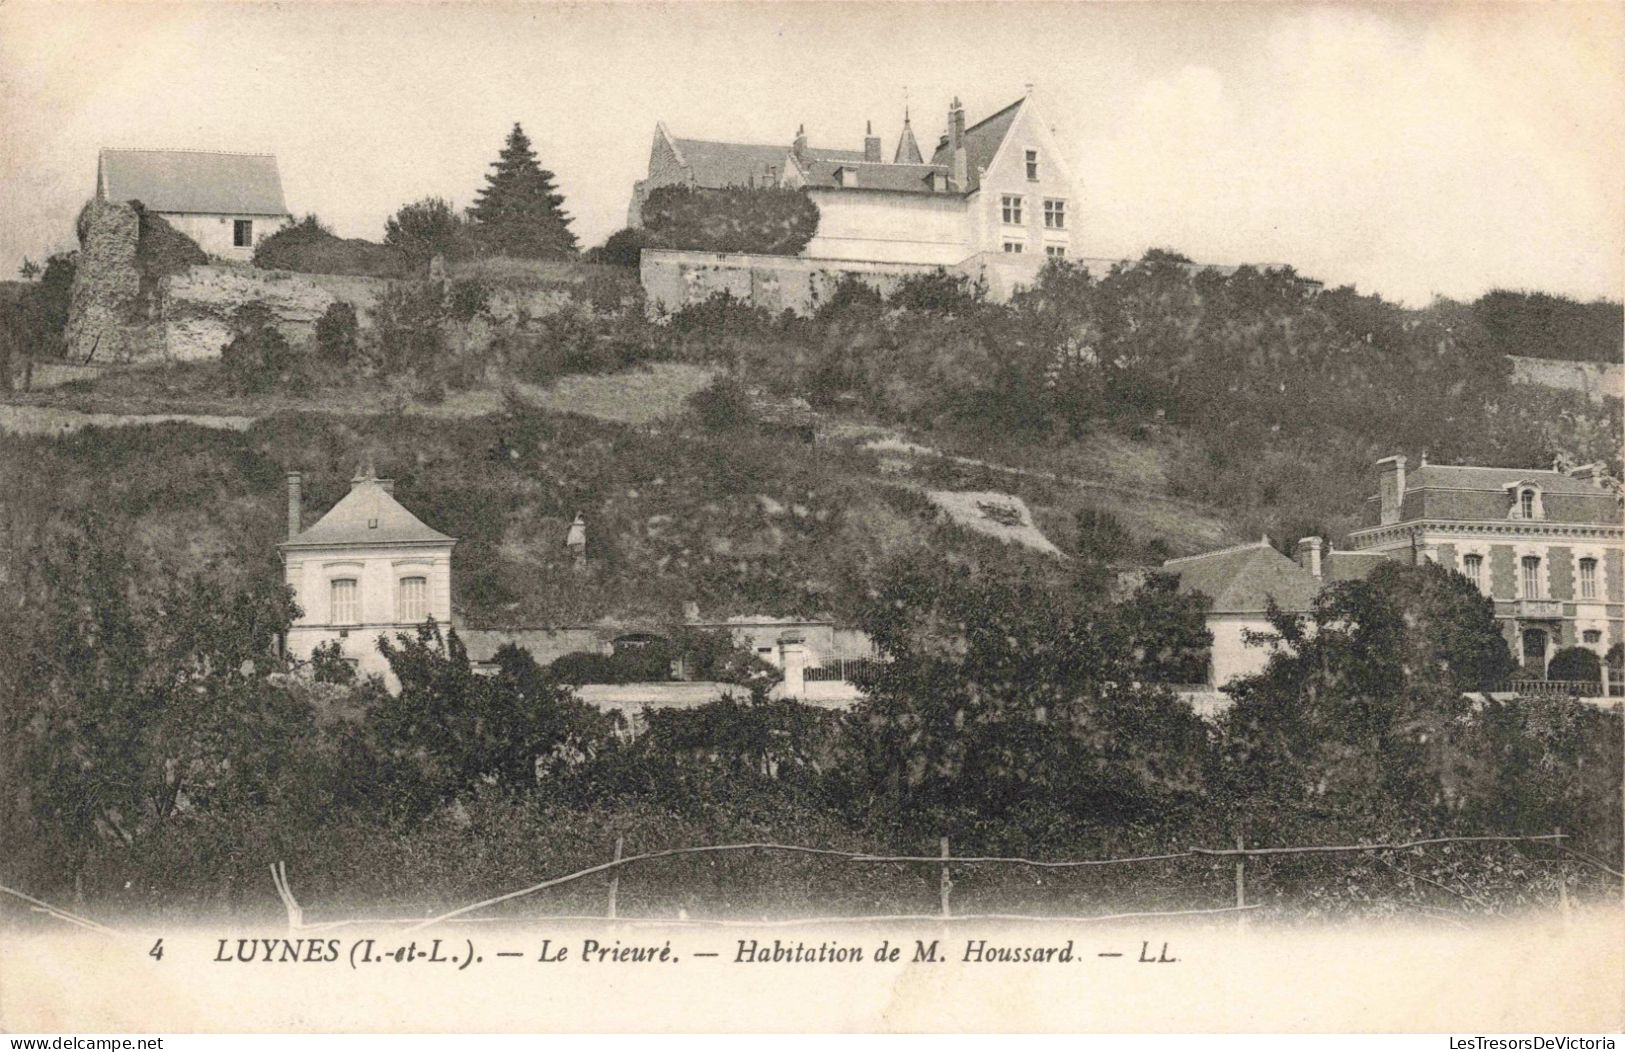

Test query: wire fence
[6,830,1616,938]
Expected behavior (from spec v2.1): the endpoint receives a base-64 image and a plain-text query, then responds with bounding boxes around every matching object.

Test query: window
[1002,241,1024,254]
[1579,558,1598,600]
[1521,556,1542,599]
[1025,149,1039,181]
[1583,630,1602,645]
[397,576,427,623]
[329,578,358,624]
[1519,489,1536,519]
[1461,554,1483,590]
[1043,199,1066,229]
[1001,195,1024,225]
[233,220,253,248]
[1045,245,1066,258]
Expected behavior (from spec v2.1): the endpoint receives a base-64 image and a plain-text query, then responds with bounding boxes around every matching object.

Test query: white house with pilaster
[280,468,456,682]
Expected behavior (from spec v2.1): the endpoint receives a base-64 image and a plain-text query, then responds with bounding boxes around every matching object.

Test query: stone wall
[1509,355,1624,404]
[640,248,941,316]
[159,265,388,361]
[64,199,142,362]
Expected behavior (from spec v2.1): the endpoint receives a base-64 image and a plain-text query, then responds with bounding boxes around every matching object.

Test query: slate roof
[930,97,1024,194]
[98,149,290,216]
[1162,540,1323,614]
[895,118,925,165]
[1324,550,1388,583]
[800,159,953,195]
[1358,463,1620,527]
[669,138,790,189]
[284,477,454,549]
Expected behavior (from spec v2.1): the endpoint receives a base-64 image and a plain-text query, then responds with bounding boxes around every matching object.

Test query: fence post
[1554,827,1570,924]
[607,836,624,920]
[939,836,952,919]
[1234,834,1247,931]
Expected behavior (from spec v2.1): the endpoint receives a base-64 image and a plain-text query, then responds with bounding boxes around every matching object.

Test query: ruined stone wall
[158,265,387,361]
[64,200,142,362]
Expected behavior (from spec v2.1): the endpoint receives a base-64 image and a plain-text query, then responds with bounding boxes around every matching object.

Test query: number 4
[149,938,164,961]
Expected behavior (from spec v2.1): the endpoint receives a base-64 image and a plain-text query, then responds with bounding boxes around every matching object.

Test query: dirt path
[0,404,255,436]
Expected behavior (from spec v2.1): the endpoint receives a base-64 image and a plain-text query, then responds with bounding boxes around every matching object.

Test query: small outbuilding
[96,148,293,261]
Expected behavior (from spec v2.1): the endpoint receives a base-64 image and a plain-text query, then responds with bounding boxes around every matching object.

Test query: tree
[1221,561,1517,819]
[384,197,469,267]
[0,529,308,894]
[466,123,578,259]
[221,302,300,394]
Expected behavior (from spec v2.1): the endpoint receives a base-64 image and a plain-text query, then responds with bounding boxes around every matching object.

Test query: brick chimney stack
[864,120,882,163]
[1377,455,1407,525]
[949,97,967,189]
[286,471,302,540]
[1295,536,1324,578]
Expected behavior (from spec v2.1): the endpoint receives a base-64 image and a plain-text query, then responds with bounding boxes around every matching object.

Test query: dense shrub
[221,302,303,395]
[313,300,359,367]
[1546,646,1602,683]
[0,252,75,384]
[642,185,819,256]
[586,227,654,268]
[132,204,206,306]
[384,196,473,268]
[253,214,408,278]
[687,373,756,431]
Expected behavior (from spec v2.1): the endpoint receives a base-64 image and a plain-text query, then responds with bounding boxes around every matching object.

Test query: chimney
[864,120,882,163]
[1295,536,1324,578]
[1568,461,1605,487]
[792,124,808,165]
[1377,455,1407,525]
[949,96,967,189]
[286,472,302,540]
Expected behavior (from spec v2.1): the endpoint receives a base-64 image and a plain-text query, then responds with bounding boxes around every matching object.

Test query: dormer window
[1506,483,1545,521]
[834,166,857,187]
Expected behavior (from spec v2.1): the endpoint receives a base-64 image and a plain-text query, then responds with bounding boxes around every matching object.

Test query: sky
[2,1,1621,306]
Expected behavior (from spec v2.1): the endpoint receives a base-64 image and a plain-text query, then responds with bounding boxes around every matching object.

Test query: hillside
[0,362,1242,633]
[5,250,1619,634]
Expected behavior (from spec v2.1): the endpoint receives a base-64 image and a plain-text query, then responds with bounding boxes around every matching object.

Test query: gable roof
[284,476,454,549]
[930,97,1025,194]
[98,149,290,216]
[668,138,790,189]
[1163,539,1322,613]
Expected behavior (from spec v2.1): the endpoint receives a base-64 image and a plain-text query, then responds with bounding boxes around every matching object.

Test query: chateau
[629,91,1078,271]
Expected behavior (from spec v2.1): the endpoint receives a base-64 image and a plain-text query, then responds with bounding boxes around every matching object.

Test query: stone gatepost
[778,631,807,698]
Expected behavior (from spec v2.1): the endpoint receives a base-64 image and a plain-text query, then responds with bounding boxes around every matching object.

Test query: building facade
[1346,456,1624,674]
[628,91,1079,274]
[97,148,293,262]
[280,469,456,682]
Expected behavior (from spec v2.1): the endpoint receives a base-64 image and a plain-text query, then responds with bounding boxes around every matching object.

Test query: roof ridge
[960,96,1025,137]
[1162,538,1274,566]
[671,136,787,150]
[101,147,278,158]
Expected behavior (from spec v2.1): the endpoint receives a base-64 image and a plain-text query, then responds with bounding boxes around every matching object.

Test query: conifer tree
[467,123,578,259]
